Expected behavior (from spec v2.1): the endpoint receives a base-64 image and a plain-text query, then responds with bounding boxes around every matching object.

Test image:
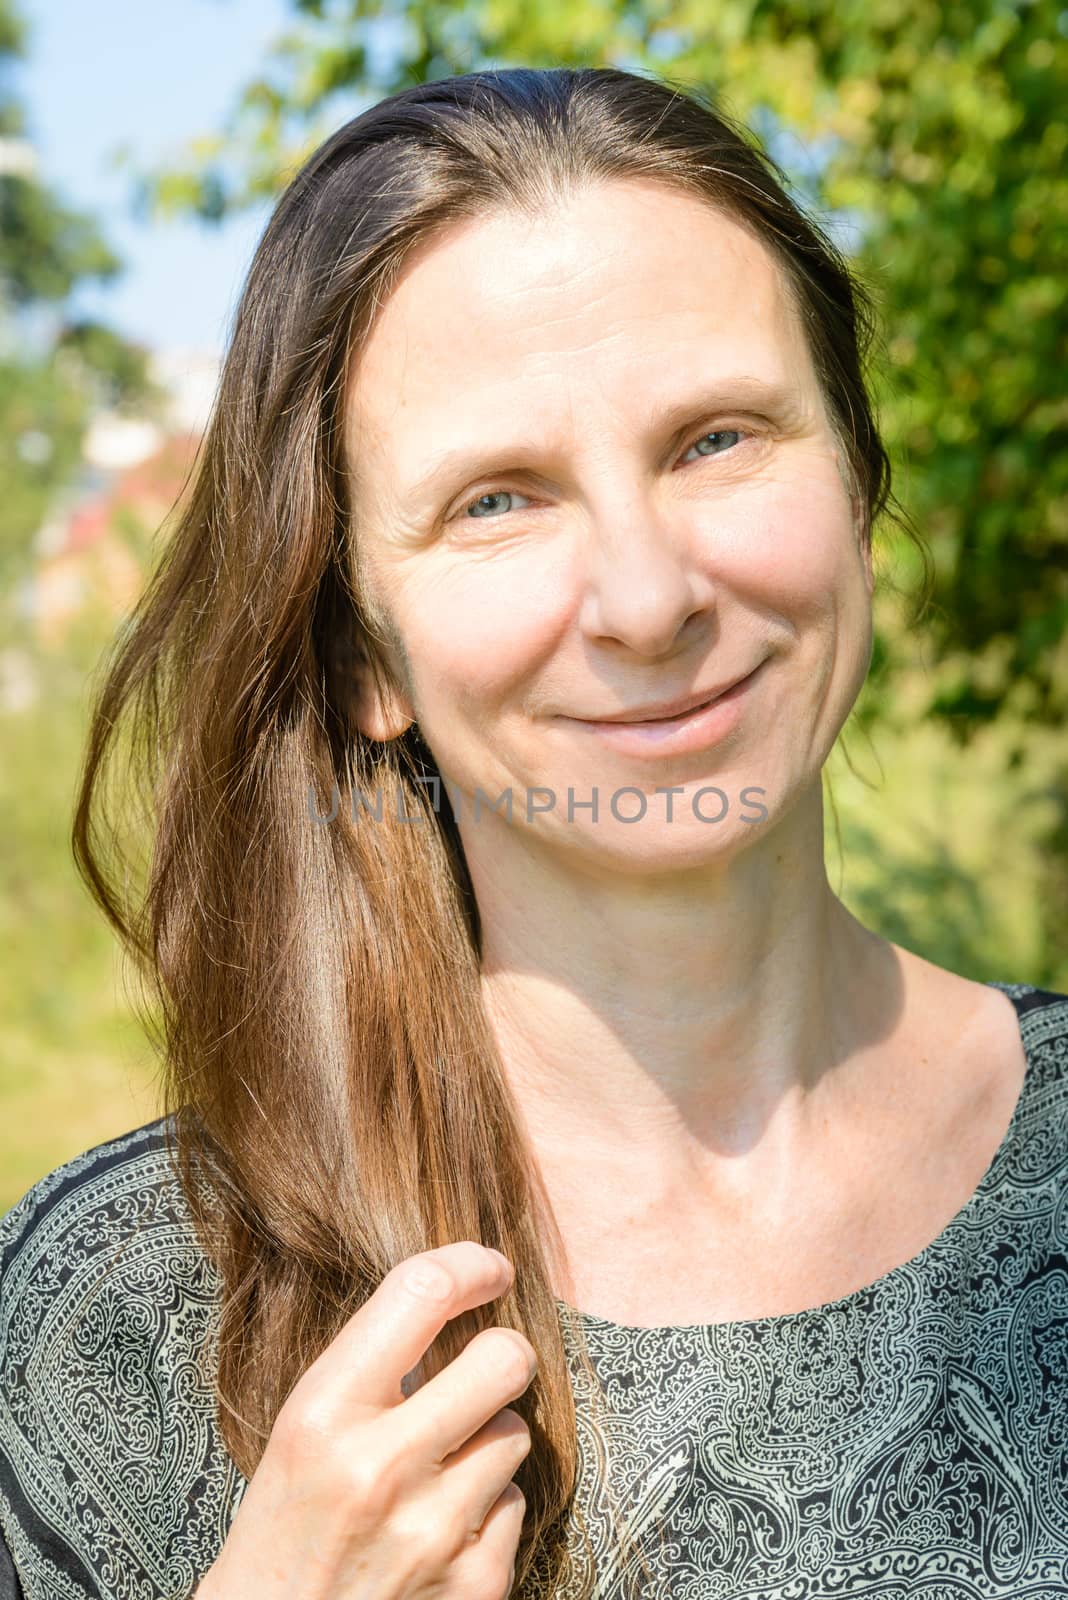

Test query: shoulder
[2,1115,184,1263]
[994,977,1068,1020]
[981,981,1068,1215]
[0,1116,214,1381]
[994,978,1068,1081]
[0,1117,245,1599]
[981,979,1068,1117]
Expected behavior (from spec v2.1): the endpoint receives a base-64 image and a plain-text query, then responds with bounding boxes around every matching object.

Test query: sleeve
[0,1125,248,1598]
[0,1522,25,1600]
[0,1178,106,1599]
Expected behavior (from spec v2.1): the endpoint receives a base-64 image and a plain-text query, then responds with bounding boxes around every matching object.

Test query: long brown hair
[72,65,930,1597]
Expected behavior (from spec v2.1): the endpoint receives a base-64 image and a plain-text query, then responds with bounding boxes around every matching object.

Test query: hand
[197,1241,536,1598]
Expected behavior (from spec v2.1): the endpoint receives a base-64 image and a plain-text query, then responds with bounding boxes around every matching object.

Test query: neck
[469,784,905,1181]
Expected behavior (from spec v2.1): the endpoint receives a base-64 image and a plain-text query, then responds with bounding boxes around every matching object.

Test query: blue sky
[16,3,858,360]
[18,0,295,355]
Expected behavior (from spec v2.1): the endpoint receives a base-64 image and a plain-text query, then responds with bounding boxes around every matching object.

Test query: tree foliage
[122,0,1068,968]
[130,0,1067,739]
[0,0,161,588]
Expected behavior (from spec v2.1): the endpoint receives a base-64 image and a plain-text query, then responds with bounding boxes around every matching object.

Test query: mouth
[580,664,762,727]
[562,660,766,756]
[621,689,728,726]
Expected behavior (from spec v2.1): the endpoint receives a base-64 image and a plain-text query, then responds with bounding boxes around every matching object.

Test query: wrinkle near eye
[452,425,751,524]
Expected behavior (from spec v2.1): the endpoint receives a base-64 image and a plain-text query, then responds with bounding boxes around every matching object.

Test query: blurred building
[16,348,219,650]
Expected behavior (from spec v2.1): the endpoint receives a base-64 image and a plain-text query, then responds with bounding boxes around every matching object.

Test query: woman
[1,64,1066,1600]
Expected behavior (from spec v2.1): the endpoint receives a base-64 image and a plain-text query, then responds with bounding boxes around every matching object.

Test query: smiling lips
[563,660,765,757]
[629,690,722,724]
[578,662,763,724]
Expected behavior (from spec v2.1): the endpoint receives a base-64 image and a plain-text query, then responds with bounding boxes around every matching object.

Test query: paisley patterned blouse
[2,980,1068,1599]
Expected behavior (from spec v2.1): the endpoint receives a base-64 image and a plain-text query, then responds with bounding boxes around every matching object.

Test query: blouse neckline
[553,980,1037,1339]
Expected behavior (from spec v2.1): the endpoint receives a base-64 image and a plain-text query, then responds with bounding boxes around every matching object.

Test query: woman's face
[345,178,873,872]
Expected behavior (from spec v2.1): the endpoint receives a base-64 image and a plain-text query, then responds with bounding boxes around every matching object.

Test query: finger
[294,1241,514,1415]
[437,1405,532,1534]
[444,1481,527,1599]
[396,1323,537,1464]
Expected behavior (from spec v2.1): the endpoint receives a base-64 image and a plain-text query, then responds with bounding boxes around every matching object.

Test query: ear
[355,682,416,743]
[326,609,416,742]
[833,446,872,593]
[351,642,417,742]
[859,505,874,596]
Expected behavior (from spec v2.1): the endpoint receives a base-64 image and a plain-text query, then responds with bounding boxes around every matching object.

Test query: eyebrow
[401,374,803,511]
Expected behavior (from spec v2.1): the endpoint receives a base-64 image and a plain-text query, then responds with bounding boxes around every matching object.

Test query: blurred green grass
[1,607,160,1212]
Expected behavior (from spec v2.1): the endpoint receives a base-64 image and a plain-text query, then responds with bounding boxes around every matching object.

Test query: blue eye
[683,429,743,461]
[456,428,746,522]
[464,489,534,520]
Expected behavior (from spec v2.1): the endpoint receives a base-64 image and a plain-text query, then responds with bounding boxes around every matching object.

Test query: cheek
[398,556,568,716]
[710,468,859,617]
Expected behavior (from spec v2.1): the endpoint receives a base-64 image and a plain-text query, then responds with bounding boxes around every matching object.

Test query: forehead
[346,179,814,488]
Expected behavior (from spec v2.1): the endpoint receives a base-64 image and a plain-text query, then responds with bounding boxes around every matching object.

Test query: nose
[577,494,714,657]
